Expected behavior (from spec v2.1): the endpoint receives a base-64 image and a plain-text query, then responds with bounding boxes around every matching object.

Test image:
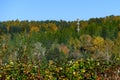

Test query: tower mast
[77,18,80,33]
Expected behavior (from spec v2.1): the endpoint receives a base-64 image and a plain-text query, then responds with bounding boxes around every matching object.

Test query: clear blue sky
[0,0,120,21]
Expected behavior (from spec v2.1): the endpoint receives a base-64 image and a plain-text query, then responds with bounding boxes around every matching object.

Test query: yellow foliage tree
[93,36,104,49]
[30,26,39,32]
[48,23,58,31]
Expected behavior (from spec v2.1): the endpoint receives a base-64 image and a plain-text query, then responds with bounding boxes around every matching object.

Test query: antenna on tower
[77,18,80,33]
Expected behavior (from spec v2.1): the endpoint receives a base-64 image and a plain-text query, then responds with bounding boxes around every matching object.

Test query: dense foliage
[0,15,120,79]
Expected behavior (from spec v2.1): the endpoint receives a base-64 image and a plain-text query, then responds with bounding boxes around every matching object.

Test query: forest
[0,15,120,79]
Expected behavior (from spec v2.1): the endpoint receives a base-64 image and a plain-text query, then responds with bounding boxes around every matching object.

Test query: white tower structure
[77,18,80,33]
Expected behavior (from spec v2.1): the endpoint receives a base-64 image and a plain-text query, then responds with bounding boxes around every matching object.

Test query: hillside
[0,15,120,79]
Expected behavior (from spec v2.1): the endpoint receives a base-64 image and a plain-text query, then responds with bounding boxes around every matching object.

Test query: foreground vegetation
[0,58,120,80]
[0,15,120,79]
